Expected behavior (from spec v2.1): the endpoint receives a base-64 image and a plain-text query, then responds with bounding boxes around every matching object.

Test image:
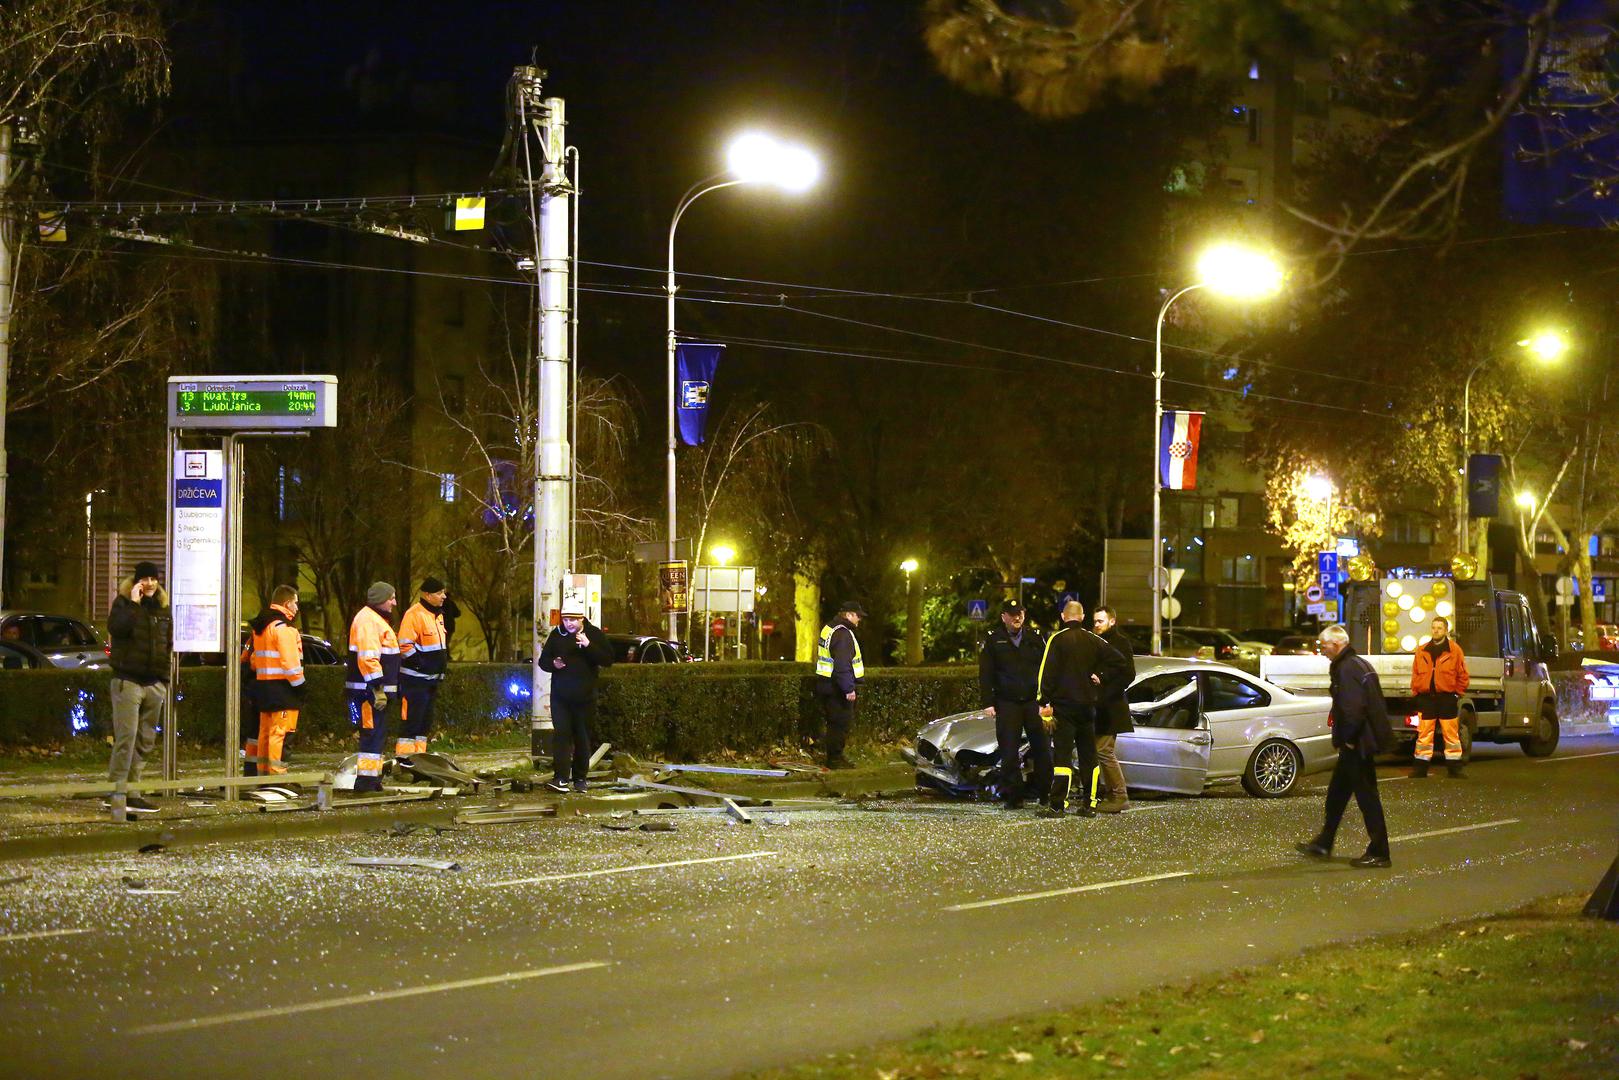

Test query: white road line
[132,962,608,1035]
[0,928,94,944]
[944,871,1191,912]
[1535,749,1619,763]
[1389,818,1520,843]
[486,850,779,888]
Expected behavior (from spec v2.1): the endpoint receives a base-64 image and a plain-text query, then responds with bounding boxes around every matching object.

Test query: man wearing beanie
[105,561,172,812]
[396,577,450,759]
[345,582,400,792]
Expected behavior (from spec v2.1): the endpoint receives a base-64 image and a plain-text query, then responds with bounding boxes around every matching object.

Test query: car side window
[1203,672,1270,711]
[1127,672,1200,729]
[37,618,93,649]
[0,616,34,645]
[0,643,25,669]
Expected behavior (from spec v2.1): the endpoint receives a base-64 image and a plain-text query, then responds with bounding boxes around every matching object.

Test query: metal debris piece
[723,798,753,825]
[637,819,677,832]
[624,775,758,805]
[347,856,461,872]
[588,743,612,771]
[760,815,790,826]
[657,763,791,778]
[395,752,481,790]
[332,790,439,808]
[601,820,636,831]
[136,843,166,854]
[631,807,728,816]
[452,805,557,825]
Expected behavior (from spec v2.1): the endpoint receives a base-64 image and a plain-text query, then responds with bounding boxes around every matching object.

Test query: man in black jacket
[539,603,614,793]
[813,601,866,769]
[1038,600,1130,817]
[106,561,172,811]
[1091,605,1137,812]
[978,599,1048,809]
[1298,624,1393,868]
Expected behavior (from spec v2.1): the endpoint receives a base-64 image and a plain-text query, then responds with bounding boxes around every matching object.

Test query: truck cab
[1260,578,1560,758]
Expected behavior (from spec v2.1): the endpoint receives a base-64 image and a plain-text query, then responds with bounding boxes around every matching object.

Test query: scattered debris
[654,763,791,778]
[624,775,759,805]
[347,856,461,873]
[394,752,482,791]
[0,874,32,886]
[760,815,790,827]
[637,819,677,833]
[723,798,753,825]
[136,843,166,855]
[588,743,613,771]
[452,805,557,826]
[332,790,439,808]
[601,820,637,831]
[372,821,459,837]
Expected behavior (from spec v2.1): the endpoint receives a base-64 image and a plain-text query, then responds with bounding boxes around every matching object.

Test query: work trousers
[1316,748,1390,858]
[248,709,298,775]
[347,691,390,792]
[1095,733,1128,802]
[1049,703,1099,812]
[1415,716,1463,762]
[552,694,597,784]
[108,677,166,784]
[993,698,1050,804]
[398,683,438,757]
[819,693,857,763]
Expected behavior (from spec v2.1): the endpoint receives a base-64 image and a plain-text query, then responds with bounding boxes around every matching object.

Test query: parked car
[910,656,1335,799]
[606,634,692,663]
[1240,628,1296,647]
[0,639,54,670]
[1271,634,1321,656]
[0,611,109,669]
[180,630,342,667]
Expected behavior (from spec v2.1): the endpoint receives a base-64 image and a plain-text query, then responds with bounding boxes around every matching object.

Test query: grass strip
[745,893,1619,1079]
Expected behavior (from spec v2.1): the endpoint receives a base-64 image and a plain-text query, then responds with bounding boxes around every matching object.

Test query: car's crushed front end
[910,709,1005,798]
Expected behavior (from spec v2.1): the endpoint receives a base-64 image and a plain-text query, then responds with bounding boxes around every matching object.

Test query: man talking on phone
[106,561,173,813]
[539,600,614,793]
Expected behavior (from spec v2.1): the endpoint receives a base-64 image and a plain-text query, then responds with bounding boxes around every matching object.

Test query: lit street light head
[899,558,920,574]
[1515,490,1537,511]
[726,132,821,192]
[1303,473,1335,502]
[1195,242,1284,300]
[1517,329,1571,363]
[710,543,737,566]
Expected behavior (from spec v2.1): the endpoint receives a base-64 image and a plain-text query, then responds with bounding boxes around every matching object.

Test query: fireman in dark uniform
[978,598,1048,809]
[1038,600,1130,817]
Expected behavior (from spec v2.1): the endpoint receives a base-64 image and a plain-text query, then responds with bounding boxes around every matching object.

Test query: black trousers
[818,693,856,762]
[551,694,597,784]
[994,698,1050,802]
[1317,748,1390,858]
[1050,703,1099,810]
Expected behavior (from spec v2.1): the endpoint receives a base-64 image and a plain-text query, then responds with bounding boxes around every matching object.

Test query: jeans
[108,677,165,784]
[552,694,597,784]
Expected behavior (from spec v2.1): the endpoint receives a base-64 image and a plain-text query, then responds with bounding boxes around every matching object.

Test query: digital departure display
[175,389,318,416]
[167,376,338,430]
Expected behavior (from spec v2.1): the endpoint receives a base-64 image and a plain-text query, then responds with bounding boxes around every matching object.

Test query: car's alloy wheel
[1243,739,1301,797]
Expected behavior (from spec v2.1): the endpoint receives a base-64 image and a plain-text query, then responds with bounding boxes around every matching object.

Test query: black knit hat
[420,576,446,594]
[133,561,162,582]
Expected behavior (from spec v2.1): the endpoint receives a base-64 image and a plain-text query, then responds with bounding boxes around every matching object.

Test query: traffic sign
[1304,583,1324,603]
[1306,601,1327,617]
[1317,552,1340,600]
[1556,575,1573,597]
[1160,596,1182,620]
[967,599,989,621]
[710,616,726,636]
[761,619,776,635]
[1151,566,1185,595]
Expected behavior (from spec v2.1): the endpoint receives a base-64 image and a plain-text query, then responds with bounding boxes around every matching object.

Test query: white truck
[1260,578,1560,758]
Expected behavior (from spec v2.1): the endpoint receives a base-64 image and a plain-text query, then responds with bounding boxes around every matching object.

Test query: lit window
[440,473,458,503]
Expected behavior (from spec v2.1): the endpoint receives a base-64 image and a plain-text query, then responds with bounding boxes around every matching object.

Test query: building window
[1221,554,1259,584]
[1387,512,1436,546]
[1217,497,1239,529]
[439,473,458,503]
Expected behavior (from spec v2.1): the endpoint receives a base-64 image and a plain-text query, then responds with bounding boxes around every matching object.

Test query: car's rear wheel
[1522,706,1560,757]
[1242,739,1302,798]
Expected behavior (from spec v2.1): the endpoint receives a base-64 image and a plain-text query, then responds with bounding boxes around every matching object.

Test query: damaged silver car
[909,657,1335,799]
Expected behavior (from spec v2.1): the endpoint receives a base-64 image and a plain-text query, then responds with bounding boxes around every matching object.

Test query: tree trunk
[793,561,823,664]
[1513,525,1551,636]
[1575,538,1597,642]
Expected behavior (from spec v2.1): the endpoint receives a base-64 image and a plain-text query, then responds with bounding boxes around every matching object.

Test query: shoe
[544,779,570,794]
[1036,805,1065,818]
[1295,840,1332,858]
[1411,762,1429,778]
[1447,765,1466,779]
[1095,799,1129,814]
[125,795,159,812]
[1350,852,1392,868]
[571,781,587,793]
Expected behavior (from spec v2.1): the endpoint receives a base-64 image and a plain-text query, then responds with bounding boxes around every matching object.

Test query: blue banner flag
[676,343,724,446]
[1468,453,1503,518]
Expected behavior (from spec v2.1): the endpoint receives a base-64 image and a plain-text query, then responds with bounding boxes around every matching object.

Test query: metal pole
[163,431,177,783]
[0,123,14,609]
[1460,359,1480,555]
[905,570,923,665]
[223,435,243,801]
[667,177,743,642]
[1152,284,1202,656]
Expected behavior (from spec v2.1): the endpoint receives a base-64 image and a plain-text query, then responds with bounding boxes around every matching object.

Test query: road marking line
[1377,775,1409,784]
[132,962,608,1035]
[0,928,93,944]
[486,850,779,888]
[944,871,1191,912]
[1535,749,1619,763]
[1389,818,1520,843]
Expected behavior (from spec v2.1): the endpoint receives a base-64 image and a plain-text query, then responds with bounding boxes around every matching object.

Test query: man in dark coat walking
[1037,600,1130,818]
[539,601,614,793]
[978,599,1048,808]
[1091,605,1136,812]
[1298,624,1393,868]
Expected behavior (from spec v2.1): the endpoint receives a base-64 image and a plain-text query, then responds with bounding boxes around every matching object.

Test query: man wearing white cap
[538,600,613,793]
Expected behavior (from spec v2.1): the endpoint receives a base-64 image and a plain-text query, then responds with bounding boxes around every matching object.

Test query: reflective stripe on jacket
[249,603,305,712]
[398,601,448,684]
[1409,638,1470,696]
[815,621,864,694]
[345,605,400,693]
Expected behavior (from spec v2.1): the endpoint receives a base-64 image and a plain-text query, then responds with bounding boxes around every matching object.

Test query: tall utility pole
[0,123,15,609]
[514,68,574,743]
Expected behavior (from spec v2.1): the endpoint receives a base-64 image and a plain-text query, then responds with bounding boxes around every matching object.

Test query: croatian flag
[1160,411,1204,490]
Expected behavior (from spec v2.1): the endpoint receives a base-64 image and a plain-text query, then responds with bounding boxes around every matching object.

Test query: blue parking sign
[1317,552,1339,601]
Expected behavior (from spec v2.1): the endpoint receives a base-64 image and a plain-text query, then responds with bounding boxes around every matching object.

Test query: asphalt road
[2,735,1616,1079]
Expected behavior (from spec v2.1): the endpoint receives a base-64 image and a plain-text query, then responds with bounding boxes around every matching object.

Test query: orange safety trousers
[252,710,299,774]
[1415,716,1462,762]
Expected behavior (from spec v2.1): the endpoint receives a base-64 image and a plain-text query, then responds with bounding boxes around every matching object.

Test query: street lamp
[1457,330,1569,558]
[666,132,820,640]
[1152,242,1284,654]
[900,558,922,665]
[1515,489,1538,512]
[710,543,736,567]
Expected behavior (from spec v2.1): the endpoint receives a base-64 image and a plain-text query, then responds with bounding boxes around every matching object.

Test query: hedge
[0,663,981,759]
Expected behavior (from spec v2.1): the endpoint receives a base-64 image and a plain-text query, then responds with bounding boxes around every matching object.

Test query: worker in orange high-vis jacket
[244,585,307,777]
[345,582,400,793]
[1409,614,1471,778]
[396,577,450,759]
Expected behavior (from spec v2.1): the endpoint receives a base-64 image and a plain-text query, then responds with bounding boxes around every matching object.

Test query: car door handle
[1189,732,1212,745]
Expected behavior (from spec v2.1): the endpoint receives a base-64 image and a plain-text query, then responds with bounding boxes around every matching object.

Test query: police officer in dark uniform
[1038,600,1130,817]
[978,599,1049,809]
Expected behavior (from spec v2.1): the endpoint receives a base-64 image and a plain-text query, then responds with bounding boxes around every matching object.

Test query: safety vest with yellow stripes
[345,605,400,694]
[398,601,448,686]
[815,622,864,680]
[249,603,305,712]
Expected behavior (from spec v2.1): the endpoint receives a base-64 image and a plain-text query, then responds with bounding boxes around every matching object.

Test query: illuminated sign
[167,375,337,430]
[170,449,227,653]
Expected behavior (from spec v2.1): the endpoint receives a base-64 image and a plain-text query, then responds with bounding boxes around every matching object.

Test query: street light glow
[1517,329,1571,363]
[1515,490,1537,511]
[1195,242,1284,300]
[710,543,736,566]
[726,132,820,192]
[1302,473,1334,502]
[899,558,919,574]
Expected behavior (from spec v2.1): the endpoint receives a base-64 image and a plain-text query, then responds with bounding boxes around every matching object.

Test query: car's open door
[1116,670,1211,795]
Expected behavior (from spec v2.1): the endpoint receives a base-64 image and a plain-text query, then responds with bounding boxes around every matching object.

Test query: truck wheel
[1522,707,1560,758]
[1242,740,1302,798]
[1459,710,1475,763]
